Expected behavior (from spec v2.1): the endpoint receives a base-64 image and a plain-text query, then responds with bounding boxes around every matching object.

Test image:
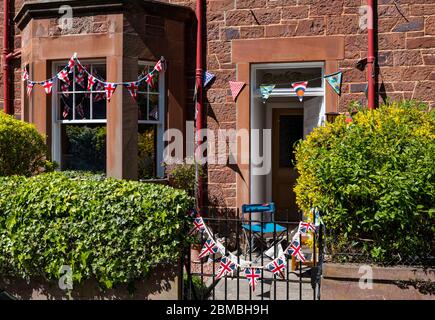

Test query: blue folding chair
[241,203,287,261]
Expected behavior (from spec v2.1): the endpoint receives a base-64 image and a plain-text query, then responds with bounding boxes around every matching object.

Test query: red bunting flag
[124,82,139,100]
[61,82,70,97]
[286,239,306,262]
[41,79,54,94]
[145,72,158,89]
[104,82,117,102]
[229,81,245,102]
[266,256,286,279]
[76,72,86,88]
[216,257,237,280]
[291,81,308,102]
[27,82,35,96]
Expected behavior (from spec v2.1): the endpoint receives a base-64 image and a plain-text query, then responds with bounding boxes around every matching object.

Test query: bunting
[189,212,323,289]
[292,81,308,102]
[41,79,54,94]
[229,81,245,102]
[124,82,139,100]
[203,71,215,88]
[325,71,343,95]
[104,83,118,102]
[22,69,29,82]
[260,85,275,102]
[27,81,35,96]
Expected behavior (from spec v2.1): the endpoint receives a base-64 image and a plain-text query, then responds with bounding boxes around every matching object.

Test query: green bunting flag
[325,71,343,95]
[260,85,275,102]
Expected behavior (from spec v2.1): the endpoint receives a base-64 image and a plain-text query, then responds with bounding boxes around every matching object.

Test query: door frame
[249,62,326,206]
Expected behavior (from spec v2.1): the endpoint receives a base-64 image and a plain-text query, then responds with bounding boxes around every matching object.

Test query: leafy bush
[294,101,435,262]
[0,111,51,176]
[165,159,204,197]
[0,172,193,289]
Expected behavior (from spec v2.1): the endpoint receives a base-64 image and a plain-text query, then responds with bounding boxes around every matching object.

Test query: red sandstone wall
[166,0,435,211]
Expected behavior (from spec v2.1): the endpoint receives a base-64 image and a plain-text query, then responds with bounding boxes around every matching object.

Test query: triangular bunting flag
[22,69,29,82]
[292,81,308,102]
[260,85,275,102]
[244,268,261,292]
[203,71,215,88]
[61,82,70,97]
[104,82,118,102]
[75,71,86,88]
[216,256,237,280]
[154,59,165,73]
[124,82,139,100]
[229,81,245,102]
[325,71,343,95]
[57,68,71,85]
[198,239,219,259]
[266,256,286,279]
[145,72,158,89]
[286,238,306,262]
[298,222,317,235]
[67,53,77,71]
[41,79,54,94]
[27,81,35,96]
[87,75,97,91]
[193,216,206,233]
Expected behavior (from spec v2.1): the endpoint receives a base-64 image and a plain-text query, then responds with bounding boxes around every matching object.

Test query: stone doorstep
[323,263,435,283]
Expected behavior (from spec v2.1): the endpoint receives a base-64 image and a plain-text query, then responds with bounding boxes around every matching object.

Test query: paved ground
[190,253,318,300]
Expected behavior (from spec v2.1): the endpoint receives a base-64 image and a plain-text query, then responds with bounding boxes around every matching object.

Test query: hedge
[0,111,49,176]
[0,172,193,289]
[294,100,435,262]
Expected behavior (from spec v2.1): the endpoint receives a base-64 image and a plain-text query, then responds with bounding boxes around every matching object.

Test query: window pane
[257,67,323,88]
[62,124,106,172]
[138,124,156,179]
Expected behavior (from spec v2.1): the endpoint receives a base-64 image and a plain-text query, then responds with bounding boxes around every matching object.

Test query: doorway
[249,62,325,221]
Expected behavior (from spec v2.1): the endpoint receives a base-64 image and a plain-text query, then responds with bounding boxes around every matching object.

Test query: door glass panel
[279,115,303,168]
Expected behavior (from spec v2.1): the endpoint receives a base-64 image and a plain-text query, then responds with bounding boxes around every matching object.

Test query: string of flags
[190,211,323,292]
[260,71,344,103]
[22,53,166,102]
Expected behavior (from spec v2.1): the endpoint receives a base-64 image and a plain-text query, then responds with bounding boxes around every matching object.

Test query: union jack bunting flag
[154,59,165,73]
[124,82,139,100]
[57,68,71,85]
[76,61,85,74]
[244,268,261,292]
[198,239,219,259]
[149,106,159,120]
[75,71,86,88]
[286,239,306,262]
[62,105,70,119]
[216,257,237,280]
[145,72,158,89]
[104,82,118,102]
[41,79,54,94]
[61,82,70,97]
[298,222,317,235]
[27,81,35,96]
[67,54,76,71]
[94,81,106,102]
[87,75,97,91]
[266,256,286,279]
[192,217,206,233]
[22,69,29,81]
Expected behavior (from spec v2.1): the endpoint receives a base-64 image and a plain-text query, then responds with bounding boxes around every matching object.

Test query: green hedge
[294,101,435,262]
[0,111,50,176]
[0,172,193,289]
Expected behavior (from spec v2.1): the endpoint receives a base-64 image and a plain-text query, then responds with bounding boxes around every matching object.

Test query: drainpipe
[367,0,376,110]
[195,0,204,210]
[2,0,12,115]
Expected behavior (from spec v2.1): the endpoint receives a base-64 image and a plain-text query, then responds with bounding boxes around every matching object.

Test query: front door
[272,108,304,221]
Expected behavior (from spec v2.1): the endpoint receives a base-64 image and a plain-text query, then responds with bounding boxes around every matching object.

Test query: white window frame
[137,60,165,178]
[52,59,107,168]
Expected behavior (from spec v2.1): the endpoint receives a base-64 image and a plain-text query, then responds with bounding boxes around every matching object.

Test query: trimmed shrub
[294,101,435,262]
[0,172,193,289]
[0,111,50,176]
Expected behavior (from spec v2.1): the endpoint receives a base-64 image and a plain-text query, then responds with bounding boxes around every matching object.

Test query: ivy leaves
[0,172,193,289]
